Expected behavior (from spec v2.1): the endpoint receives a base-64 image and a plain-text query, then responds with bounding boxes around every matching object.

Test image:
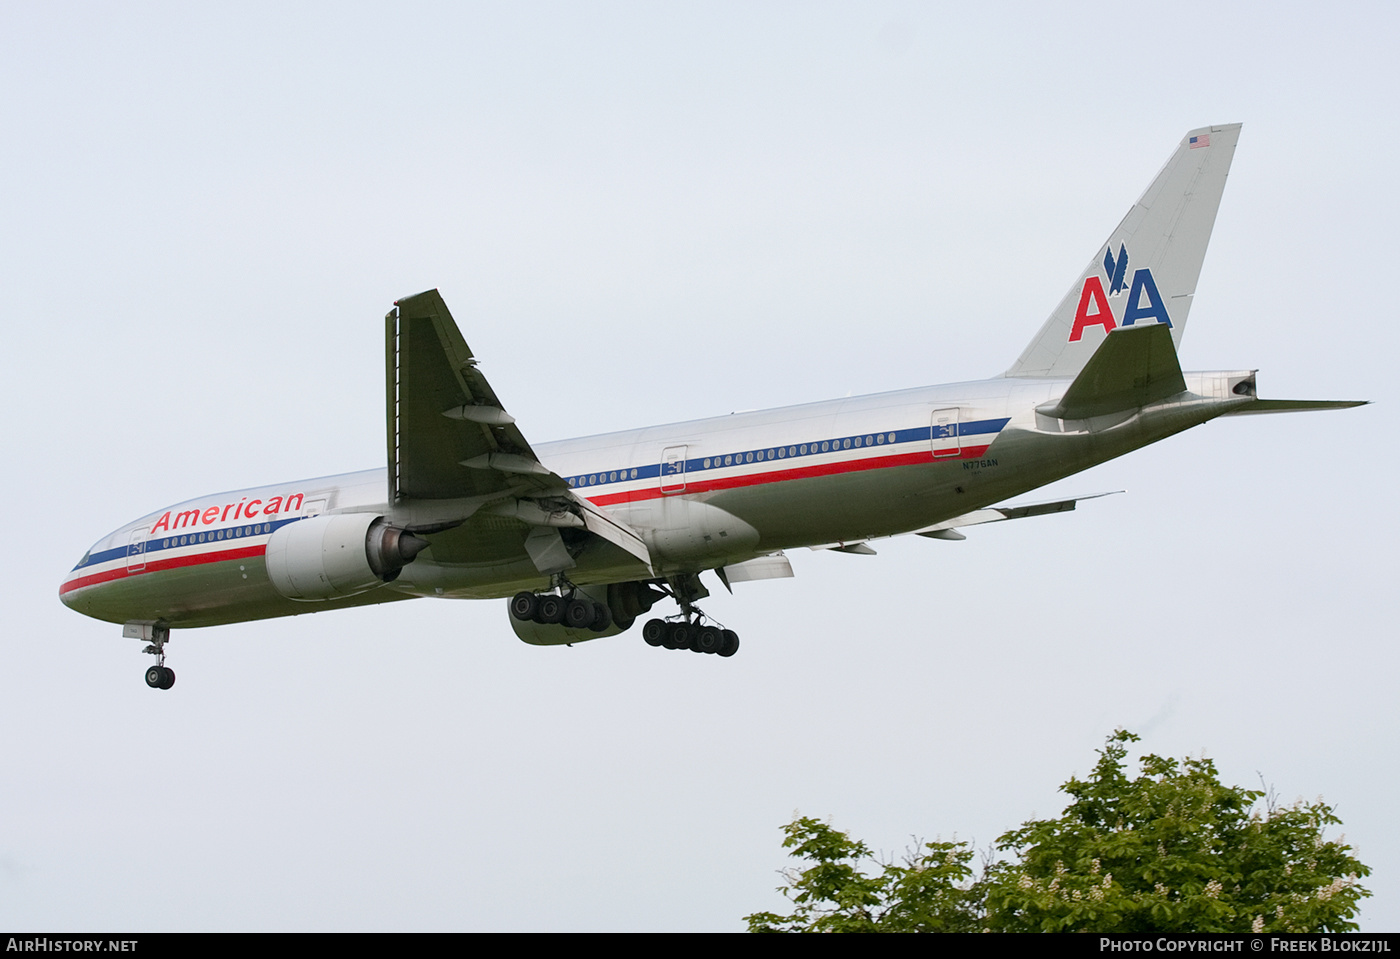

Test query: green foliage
[744,817,981,932]
[982,731,1371,933]
[748,731,1370,933]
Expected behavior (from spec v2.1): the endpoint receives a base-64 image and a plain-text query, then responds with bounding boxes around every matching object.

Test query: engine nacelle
[266,513,429,601]
[509,581,663,646]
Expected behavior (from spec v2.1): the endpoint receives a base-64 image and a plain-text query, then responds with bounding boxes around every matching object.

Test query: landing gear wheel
[564,598,594,630]
[137,623,174,688]
[642,618,667,647]
[589,601,613,632]
[145,665,175,689]
[717,629,740,657]
[535,595,565,625]
[670,623,693,651]
[694,626,722,654]
[510,592,539,621]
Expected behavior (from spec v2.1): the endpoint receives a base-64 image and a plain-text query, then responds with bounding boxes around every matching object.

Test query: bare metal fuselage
[61,123,1366,670]
[59,369,1251,629]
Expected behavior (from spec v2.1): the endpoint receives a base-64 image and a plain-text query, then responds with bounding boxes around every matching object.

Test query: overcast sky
[3,1,1396,932]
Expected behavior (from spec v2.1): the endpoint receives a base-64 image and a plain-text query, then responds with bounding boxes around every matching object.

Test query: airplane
[60,122,1366,689]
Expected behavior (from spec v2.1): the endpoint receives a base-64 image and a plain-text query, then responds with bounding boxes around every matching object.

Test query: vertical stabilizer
[1005,123,1241,378]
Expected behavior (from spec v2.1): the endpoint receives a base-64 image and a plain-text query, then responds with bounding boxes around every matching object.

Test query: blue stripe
[77,415,1013,570]
[72,516,302,572]
[566,417,1010,490]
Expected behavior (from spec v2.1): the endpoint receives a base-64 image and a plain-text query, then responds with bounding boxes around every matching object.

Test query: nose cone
[59,575,78,609]
[59,544,119,622]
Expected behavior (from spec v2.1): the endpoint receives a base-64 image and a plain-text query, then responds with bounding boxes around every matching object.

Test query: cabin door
[660,445,688,494]
[931,408,961,459]
[126,528,147,573]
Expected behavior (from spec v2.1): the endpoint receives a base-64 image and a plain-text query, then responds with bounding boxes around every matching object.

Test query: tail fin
[1005,123,1242,378]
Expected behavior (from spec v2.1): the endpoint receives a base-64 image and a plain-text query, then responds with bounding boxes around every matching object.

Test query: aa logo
[1068,244,1173,342]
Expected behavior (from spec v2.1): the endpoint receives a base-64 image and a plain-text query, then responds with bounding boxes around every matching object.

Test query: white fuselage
[59,370,1250,630]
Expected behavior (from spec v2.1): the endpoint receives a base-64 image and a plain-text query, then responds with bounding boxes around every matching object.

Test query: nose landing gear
[126,621,175,690]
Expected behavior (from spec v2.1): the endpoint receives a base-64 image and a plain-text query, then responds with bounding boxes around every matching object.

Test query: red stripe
[63,443,999,594]
[60,544,266,596]
[585,445,992,507]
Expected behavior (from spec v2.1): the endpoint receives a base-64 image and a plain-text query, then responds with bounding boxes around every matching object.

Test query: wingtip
[393,288,441,307]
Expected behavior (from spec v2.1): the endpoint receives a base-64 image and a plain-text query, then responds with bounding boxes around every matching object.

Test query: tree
[982,730,1370,933]
[744,817,981,933]
[746,731,1370,933]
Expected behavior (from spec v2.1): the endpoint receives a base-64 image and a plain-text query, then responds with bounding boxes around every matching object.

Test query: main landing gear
[510,589,614,633]
[138,623,175,690]
[642,618,740,657]
[642,573,741,657]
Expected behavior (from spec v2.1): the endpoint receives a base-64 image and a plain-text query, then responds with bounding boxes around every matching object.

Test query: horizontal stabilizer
[1220,398,1369,416]
[1043,324,1185,420]
[915,492,1120,538]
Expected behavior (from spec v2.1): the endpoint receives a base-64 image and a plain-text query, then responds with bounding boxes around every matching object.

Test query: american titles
[149,493,305,535]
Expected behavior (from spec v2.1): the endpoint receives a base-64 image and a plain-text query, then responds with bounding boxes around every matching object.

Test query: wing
[388,289,564,502]
[913,492,1121,540]
[386,290,651,576]
[803,493,1120,554]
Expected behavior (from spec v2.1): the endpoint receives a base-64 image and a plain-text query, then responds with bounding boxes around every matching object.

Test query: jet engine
[266,513,429,601]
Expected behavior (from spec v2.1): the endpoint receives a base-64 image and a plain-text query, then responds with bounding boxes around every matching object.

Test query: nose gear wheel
[139,624,176,690]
